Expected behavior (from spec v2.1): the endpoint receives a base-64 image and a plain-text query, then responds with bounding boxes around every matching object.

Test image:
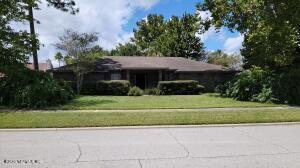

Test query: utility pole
[28,3,39,71]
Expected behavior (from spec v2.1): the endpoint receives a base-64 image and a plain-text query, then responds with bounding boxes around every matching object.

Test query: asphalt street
[0,124,300,168]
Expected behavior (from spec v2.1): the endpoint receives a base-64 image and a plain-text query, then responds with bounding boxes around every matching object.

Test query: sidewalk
[12,106,296,113]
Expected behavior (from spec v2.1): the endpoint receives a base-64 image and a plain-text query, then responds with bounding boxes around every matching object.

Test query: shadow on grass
[205,93,223,98]
[67,99,116,108]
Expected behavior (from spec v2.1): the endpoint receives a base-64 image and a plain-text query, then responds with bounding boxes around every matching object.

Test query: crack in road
[75,143,83,162]
[166,128,190,158]
[138,159,143,168]
[55,131,83,163]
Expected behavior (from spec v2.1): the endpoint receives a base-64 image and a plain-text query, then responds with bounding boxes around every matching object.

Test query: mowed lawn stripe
[53,94,282,110]
[0,109,299,128]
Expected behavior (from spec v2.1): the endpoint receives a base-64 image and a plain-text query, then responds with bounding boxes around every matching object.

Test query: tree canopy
[206,50,242,70]
[132,13,205,60]
[0,0,33,73]
[197,0,300,70]
[111,43,141,56]
[133,14,165,54]
[0,0,78,73]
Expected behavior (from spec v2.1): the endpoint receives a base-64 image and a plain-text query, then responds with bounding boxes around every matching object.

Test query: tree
[197,1,300,104]
[54,52,63,67]
[55,29,98,94]
[0,0,78,73]
[197,0,300,70]
[132,13,205,59]
[155,13,205,59]
[0,0,33,75]
[206,50,242,70]
[87,45,110,57]
[133,14,165,54]
[27,0,79,70]
[111,43,141,56]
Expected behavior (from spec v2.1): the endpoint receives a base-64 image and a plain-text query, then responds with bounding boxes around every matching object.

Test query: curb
[1,122,300,132]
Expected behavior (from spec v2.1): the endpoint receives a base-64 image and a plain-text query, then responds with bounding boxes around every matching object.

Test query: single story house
[49,56,237,91]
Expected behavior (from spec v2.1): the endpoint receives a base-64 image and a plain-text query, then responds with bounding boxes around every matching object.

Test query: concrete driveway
[0,124,300,168]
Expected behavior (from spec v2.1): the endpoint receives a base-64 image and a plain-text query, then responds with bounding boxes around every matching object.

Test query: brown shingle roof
[51,56,229,72]
[103,56,227,72]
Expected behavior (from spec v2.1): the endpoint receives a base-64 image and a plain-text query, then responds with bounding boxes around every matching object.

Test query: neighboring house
[49,56,237,91]
[27,59,53,71]
[0,59,53,78]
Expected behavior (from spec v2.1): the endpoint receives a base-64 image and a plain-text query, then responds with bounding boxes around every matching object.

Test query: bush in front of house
[144,88,161,95]
[96,80,130,95]
[216,66,300,104]
[158,80,204,95]
[0,68,75,108]
[128,86,144,96]
[216,66,268,101]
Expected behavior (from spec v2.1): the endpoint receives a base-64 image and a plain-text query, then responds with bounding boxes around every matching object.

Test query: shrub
[144,88,160,95]
[97,80,130,95]
[158,80,204,95]
[128,86,144,96]
[0,68,74,108]
[252,85,274,103]
[216,67,270,102]
[288,68,300,105]
[216,66,300,104]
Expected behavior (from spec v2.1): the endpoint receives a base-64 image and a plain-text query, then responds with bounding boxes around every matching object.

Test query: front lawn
[0,108,299,128]
[54,93,281,110]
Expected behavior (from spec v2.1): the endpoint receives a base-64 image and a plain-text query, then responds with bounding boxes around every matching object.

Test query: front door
[135,73,146,89]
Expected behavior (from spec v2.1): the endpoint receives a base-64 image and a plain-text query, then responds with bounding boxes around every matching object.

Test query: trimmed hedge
[158,80,204,95]
[81,80,130,95]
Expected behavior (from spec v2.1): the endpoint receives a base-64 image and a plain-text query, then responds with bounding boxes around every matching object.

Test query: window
[111,72,121,80]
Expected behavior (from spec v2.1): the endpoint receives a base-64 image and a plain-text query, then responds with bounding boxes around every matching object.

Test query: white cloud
[199,25,244,55]
[196,11,227,43]
[196,10,244,54]
[200,26,227,42]
[117,32,134,44]
[223,34,244,54]
[14,0,159,66]
[196,10,212,21]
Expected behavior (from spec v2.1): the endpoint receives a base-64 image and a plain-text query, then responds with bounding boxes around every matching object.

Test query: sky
[16,0,244,67]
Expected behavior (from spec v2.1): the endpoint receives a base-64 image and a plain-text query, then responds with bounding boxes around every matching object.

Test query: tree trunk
[28,4,39,71]
[76,72,84,95]
[76,73,81,95]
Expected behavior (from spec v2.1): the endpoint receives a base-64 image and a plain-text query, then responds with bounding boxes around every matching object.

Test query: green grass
[0,109,299,128]
[54,94,281,110]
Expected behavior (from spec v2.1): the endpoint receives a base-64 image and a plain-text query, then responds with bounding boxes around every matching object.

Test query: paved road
[0,124,300,168]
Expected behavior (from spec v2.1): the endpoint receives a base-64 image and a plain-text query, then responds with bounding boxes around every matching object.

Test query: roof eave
[122,67,169,70]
